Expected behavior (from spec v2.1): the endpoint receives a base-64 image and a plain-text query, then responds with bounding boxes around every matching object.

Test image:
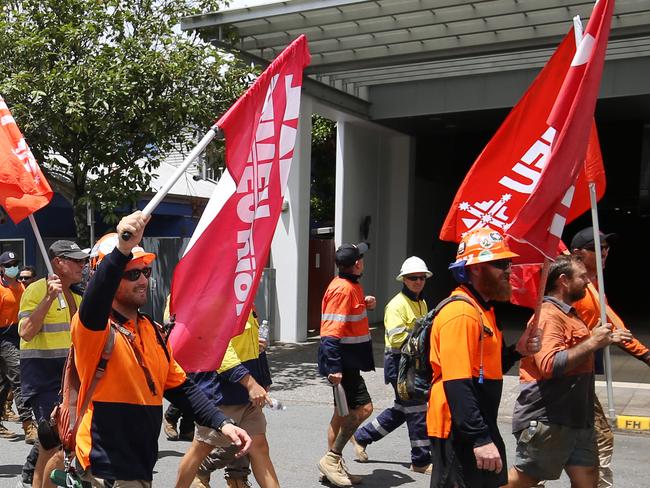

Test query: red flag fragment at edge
[0,96,53,223]
[506,0,614,260]
[169,35,311,372]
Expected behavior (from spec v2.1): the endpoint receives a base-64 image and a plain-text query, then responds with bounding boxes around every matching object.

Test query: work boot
[0,421,18,439]
[163,417,179,441]
[23,419,37,445]
[318,452,353,487]
[190,472,210,488]
[4,401,20,422]
[350,436,368,462]
[410,463,432,474]
[340,457,362,484]
[226,478,252,488]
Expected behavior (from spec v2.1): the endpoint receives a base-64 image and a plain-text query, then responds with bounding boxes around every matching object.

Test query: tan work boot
[410,463,432,474]
[190,472,210,488]
[350,436,368,463]
[226,478,252,488]
[318,452,353,487]
[163,417,179,441]
[0,421,18,439]
[23,419,37,445]
[4,401,20,422]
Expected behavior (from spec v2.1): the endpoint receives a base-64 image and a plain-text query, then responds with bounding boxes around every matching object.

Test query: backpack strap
[69,326,117,438]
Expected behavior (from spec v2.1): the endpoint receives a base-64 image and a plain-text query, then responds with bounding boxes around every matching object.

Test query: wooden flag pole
[28,215,66,309]
[589,182,616,419]
[121,123,223,241]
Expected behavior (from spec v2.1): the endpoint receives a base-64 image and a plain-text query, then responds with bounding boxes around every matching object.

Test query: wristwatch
[217,418,236,433]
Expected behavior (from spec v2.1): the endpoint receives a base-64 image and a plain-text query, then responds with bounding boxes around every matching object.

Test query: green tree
[310,115,336,225]
[0,0,251,244]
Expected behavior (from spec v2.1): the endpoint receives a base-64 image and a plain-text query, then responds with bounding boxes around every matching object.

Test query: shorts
[513,421,597,481]
[334,369,371,410]
[430,431,508,488]
[195,403,266,447]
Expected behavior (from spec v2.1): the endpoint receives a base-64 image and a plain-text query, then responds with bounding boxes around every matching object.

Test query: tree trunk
[72,196,90,248]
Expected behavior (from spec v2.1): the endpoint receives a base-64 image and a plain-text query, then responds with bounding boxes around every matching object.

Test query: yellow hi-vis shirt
[384,292,428,352]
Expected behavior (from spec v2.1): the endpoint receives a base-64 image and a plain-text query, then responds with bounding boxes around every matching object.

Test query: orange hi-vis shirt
[427,286,504,442]
[72,312,187,479]
[574,283,650,362]
[318,275,374,376]
[0,279,24,328]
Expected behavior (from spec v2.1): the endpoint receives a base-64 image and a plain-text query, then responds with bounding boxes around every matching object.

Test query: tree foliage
[310,115,336,226]
[0,0,252,244]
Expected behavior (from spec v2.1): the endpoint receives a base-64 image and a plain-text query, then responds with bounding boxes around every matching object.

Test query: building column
[270,94,312,342]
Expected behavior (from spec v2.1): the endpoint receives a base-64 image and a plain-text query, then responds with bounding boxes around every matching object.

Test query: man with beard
[428,227,540,488]
[506,255,628,488]
[570,227,648,488]
[70,211,250,486]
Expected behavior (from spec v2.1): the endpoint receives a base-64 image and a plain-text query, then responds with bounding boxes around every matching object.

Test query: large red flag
[169,36,311,372]
[507,0,614,259]
[439,29,604,247]
[0,95,53,223]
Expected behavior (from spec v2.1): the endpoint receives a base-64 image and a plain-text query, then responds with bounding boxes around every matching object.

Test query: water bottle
[267,398,286,411]
[528,420,538,437]
[259,320,270,344]
[333,383,349,417]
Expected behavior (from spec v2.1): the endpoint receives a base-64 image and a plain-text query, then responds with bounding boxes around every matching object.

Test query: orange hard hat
[452,227,519,267]
[89,233,156,270]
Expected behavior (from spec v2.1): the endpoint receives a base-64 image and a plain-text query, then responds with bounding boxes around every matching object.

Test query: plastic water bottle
[267,398,286,411]
[528,420,538,437]
[259,320,270,344]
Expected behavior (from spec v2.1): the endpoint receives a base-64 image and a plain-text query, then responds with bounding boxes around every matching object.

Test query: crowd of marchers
[2,211,648,488]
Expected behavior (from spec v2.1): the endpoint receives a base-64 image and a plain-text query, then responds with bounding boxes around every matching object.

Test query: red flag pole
[121,123,223,240]
[28,215,66,309]
[589,182,615,419]
[529,258,551,330]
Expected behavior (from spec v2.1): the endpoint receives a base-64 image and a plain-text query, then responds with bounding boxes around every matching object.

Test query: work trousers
[0,338,31,421]
[594,396,613,488]
[355,381,430,467]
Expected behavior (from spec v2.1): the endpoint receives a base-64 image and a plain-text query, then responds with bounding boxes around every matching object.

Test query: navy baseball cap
[335,242,369,267]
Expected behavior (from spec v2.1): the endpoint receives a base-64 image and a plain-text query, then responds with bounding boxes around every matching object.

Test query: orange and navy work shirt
[512,297,595,432]
[574,283,650,364]
[0,279,24,342]
[318,274,374,376]
[427,285,519,448]
[72,247,226,481]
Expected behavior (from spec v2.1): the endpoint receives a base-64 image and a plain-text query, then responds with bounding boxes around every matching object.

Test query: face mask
[3,266,20,279]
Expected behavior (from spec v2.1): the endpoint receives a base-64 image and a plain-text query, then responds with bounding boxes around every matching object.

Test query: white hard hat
[396,256,432,281]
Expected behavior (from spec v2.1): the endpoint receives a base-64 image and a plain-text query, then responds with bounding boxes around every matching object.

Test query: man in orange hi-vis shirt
[428,228,540,488]
[317,242,376,487]
[571,227,649,488]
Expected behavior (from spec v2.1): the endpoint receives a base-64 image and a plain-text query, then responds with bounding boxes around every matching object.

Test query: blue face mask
[3,266,20,279]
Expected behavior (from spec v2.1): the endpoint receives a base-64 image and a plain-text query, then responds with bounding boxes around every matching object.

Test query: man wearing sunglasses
[352,256,433,474]
[570,227,650,488]
[70,211,250,486]
[428,227,541,488]
[17,240,87,487]
[0,251,33,443]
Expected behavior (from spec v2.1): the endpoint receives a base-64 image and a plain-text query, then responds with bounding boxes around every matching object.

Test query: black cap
[48,240,90,260]
[0,251,20,266]
[335,242,369,267]
[570,227,617,251]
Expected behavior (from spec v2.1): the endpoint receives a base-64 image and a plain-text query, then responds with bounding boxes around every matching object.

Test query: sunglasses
[122,267,152,281]
[404,275,427,282]
[60,256,88,265]
[488,259,512,271]
[17,275,34,282]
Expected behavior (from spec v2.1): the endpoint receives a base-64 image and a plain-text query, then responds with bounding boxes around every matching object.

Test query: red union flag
[169,35,311,372]
[0,95,53,223]
[507,0,614,259]
[439,29,605,248]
